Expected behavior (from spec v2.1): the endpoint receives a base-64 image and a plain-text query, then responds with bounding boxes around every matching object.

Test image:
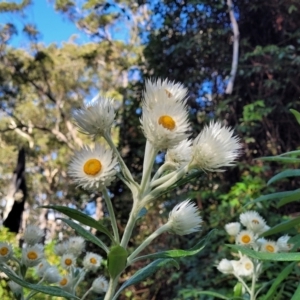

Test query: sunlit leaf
[131,229,216,263]
[227,245,300,261]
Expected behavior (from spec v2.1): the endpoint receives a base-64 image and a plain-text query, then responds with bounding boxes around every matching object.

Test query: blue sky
[3,1,87,47]
[2,1,130,47]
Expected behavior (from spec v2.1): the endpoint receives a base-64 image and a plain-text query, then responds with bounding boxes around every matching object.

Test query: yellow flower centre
[60,278,68,286]
[83,159,102,176]
[65,258,73,266]
[158,115,176,130]
[0,247,9,256]
[165,89,172,98]
[90,257,97,264]
[252,219,260,224]
[266,244,275,253]
[241,235,251,244]
[27,251,38,260]
[245,262,252,270]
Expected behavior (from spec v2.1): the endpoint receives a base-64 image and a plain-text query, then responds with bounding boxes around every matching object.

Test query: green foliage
[108,245,128,279]
[113,259,179,300]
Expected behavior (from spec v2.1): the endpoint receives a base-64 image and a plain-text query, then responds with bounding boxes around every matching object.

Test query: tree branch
[225,0,240,94]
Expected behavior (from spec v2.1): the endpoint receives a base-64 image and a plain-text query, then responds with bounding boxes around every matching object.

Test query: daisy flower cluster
[1,225,108,300]
[63,78,242,299]
[217,211,294,299]
[69,78,242,194]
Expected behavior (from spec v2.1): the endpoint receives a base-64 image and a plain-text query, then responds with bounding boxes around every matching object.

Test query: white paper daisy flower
[67,236,85,256]
[143,78,188,110]
[240,211,267,234]
[59,275,73,291]
[83,252,103,271]
[165,139,192,168]
[224,222,241,236]
[36,260,50,277]
[22,244,44,267]
[73,95,115,135]
[277,235,293,252]
[8,281,22,296]
[69,144,118,190]
[23,225,44,246]
[217,259,234,274]
[54,241,69,256]
[91,276,108,293]
[260,240,278,253]
[61,253,76,269]
[232,256,254,277]
[141,101,190,150]
[167,199,202,235]
[236,230,255,247]
[43,266,61,283]
[190,122,241,171]
[0,242,13,263]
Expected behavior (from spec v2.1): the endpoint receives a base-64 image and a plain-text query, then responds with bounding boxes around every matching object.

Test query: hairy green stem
[103,132,138,190]
[127,224,170,264]
[140,141,158,196]
[120,202,140,248]
[104,276,120,300]
[103,187,120,244]
[81,288,92,300]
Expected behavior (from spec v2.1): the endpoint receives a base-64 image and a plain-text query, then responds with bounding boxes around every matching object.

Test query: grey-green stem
[102,187,120,244]
[127,223,170,264]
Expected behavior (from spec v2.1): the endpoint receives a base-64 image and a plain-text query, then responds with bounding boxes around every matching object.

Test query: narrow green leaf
[245,190,298,206]
[261,216,300,237]
[291,283,300,300]
[267,170,300,185]
[279,150,300,157]
[59,218,109,253]
[41,205,114,241]
[131,229,216,262]
[112,259,179,300]
[277,190,300,207]
[290,109,300,125]
[227,245,300,261]
[258,157,300,163]
[108,245,128,279]
[0,265,79,299]
[262,262,295,300]
[183,291,230,299]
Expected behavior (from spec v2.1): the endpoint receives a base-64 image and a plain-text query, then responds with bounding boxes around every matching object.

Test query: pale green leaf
[258,157,300,163]
[290,109,300,125]
[227,245,300,261]
[41,205,114,241]
[131,229,216,262]
[267,170,300,185]
[0,265,79,299]
[59,218,109,253]
[277,190,300,207]
[261,216,300,237]
[245,190,299,206]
